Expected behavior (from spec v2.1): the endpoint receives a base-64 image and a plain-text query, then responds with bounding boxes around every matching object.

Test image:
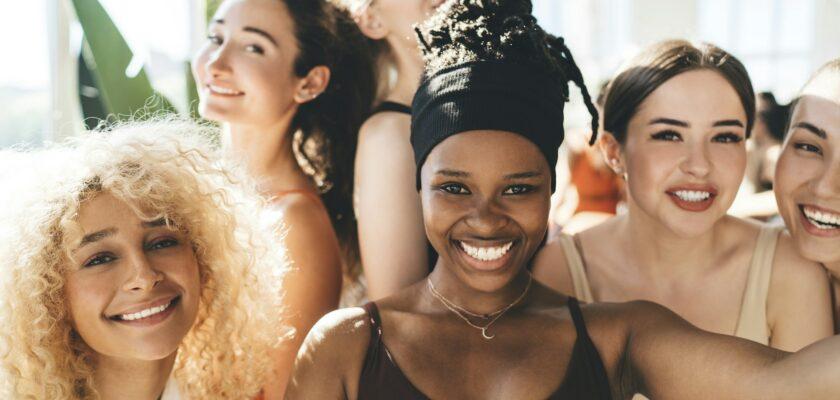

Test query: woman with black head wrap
[287,1,840,398]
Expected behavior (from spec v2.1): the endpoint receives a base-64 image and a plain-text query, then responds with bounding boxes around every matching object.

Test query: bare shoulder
[531,237,574,295]
[305,307,373,356]
[358,112,411,145]
[767,228,829,306]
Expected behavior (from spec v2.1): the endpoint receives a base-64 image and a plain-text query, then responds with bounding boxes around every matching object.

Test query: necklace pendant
[481,327,495,340]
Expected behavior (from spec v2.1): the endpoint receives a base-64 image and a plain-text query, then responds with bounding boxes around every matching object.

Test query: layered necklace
[427,274,532,340]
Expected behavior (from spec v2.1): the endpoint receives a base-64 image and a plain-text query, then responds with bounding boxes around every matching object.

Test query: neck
[825,260,840,278]
[617,200,719,280]
[385,40,424,105]
[224,120,315,195]
[427,265,532,316]
[93,352,176,400]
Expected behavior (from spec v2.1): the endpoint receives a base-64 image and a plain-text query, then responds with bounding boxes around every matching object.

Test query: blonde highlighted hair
[0,119,286,399]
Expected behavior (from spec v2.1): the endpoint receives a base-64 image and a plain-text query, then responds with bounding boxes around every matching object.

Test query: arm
[767,233,833,351]
[263,197,343,399]
[284,308,371,400]
[621,301,840,399]
[354,114,428,299]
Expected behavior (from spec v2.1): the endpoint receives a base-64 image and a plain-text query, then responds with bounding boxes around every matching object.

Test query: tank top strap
[567,297,590,338]
[557,234,595,303]
[734,225,782,344]
[372,101,411,116]
[362,302,383,341]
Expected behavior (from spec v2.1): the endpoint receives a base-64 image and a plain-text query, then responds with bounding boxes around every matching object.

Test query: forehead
[634,69,746,123]
[425,130,550,173]
[213,0,295,36]
[791,95,840,136]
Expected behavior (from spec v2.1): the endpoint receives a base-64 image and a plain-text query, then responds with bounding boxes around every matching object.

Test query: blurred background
[1,0,839,148]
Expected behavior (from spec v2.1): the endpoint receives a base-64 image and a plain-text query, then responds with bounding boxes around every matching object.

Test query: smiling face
[610,69,748,237]
[192,0,303,126]
[65,193,201,361]
[775,70,840,266]
[420,131,551,292]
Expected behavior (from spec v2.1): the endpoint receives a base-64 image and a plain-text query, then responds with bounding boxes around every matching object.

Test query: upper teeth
[208,85,241,95]
[460,242,514,262]
[119,300,173,321]
[674,190,711,202]
[803,206,840,229]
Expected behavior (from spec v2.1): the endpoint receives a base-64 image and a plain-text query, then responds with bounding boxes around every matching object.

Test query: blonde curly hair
[0,119,287,399]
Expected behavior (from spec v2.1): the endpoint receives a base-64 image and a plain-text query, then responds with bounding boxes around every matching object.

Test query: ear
[598,132,626,177]
[293,65,331,104]
[355,6,388,40]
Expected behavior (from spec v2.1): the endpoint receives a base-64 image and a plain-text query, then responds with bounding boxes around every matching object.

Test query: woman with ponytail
[192,0,376,396]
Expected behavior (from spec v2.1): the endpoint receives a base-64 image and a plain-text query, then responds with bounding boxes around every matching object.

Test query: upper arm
[263,198,343,398]
[767,233,833,351]
[531,240,576,296]
[354,114,428,299]
[285,308,371,400]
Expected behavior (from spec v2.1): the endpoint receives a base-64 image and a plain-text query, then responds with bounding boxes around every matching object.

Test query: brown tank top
[356,298,612,399]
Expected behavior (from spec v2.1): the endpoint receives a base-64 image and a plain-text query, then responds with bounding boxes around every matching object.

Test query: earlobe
[294,66,331,104]
[599,132,626,176]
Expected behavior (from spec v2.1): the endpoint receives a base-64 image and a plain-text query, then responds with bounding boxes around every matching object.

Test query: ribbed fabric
[410,61,568,191]
[356,299,612,399]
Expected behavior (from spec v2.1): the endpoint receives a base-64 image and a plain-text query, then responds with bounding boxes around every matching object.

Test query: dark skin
[287,130,840,400]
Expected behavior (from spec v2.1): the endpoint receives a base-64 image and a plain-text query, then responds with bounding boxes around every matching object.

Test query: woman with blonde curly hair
[0,120,285,399]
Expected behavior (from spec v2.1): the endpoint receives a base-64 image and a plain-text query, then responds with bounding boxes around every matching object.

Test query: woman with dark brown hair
[534,40,832,352]
[192,0,376,395]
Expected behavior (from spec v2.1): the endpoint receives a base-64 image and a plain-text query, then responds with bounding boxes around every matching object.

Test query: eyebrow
[142,218,168,228]
[78,228,116,248]
[712,119,744,128]
[504,171,543,180]
[794,122,827,139]
[649,118,689,127]
[243,27,278,46]
[436,169,470,178]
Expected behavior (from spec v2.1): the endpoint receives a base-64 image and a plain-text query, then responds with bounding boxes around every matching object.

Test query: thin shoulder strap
[734,225,781,344]
[557,234,595,303]
[362,302,383,340]
[372,101,412,115]
[567,297,591,338]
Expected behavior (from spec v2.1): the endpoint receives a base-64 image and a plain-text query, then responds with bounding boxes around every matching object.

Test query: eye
[207,34,222,45]
[651,130,682,142]
[711,133,744,144]
[84,253,116,268]
[147,238,179,251]
[794,142,823,156]
[245,44,265,55]
[503,184,535,195]
[438,183,470,195]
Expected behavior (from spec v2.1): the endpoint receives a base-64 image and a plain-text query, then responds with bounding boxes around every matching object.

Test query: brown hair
[603,40,755,145]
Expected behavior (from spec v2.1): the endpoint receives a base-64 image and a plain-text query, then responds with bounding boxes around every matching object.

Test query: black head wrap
[411,60,568,191]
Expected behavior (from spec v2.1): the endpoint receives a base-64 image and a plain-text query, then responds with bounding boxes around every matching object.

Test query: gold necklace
[427,274,532,340]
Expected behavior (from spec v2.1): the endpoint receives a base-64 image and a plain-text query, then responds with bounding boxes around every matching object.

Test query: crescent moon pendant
[481,328,495,340]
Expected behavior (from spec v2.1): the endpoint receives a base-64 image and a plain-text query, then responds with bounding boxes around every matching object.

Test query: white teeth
[673,190,711,202]
[459,241,514,262]
[118,300,173,321]
[803,206,840,229]
[208,84,242,95]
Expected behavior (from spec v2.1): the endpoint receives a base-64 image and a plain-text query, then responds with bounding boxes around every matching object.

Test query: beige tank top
[559,225,782,345]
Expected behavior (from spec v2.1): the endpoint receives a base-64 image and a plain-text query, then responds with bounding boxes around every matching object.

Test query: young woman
[331,0,445,299]
[533,40,832,351]
[0,121,283,399]
[286,1,840,398]
[192,0,376,394]
[774,59,840,331]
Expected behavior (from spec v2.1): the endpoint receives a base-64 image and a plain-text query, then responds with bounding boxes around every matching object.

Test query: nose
[679,142,711,178]
[464,197,509,236]
[203,45,232,78]
[811,159,840,200]
[121,252,164,292]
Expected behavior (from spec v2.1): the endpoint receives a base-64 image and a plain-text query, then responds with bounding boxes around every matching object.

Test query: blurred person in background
[331,0,446,300]
[192,0,377,396]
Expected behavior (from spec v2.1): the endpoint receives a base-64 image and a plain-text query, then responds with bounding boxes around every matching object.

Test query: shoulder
[532,235,574,295]
[769,227,829,296]
[269,194,330,228]
[300,307,373,367]
[358,112,411,144]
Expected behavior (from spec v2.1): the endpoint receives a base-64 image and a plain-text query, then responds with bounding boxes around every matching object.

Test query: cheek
[625,148,674,197]
[64,274,112,341]
[711,146,747,186]
[775,152,819,199]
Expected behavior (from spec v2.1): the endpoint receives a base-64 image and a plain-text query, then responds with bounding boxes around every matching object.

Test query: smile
[666,186,717,212]
[111,296,179,322]
[206,84,243,96]
[672,190,712,202]
[459,241,514,262]
[801,205,840,230]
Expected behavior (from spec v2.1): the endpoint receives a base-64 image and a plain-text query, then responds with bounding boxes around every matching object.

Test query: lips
[453,239,517,272]
[665,186,718,212]
[107,296,180,326]
[799,204,840,237]
[205,83,243,96]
